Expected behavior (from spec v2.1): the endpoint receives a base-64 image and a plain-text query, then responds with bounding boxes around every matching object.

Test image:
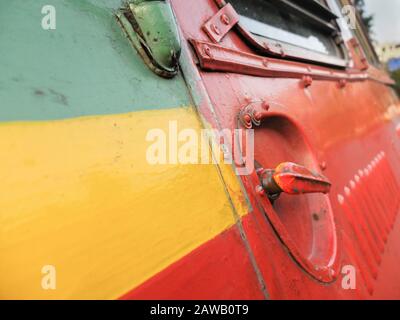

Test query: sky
[364,0,400,44]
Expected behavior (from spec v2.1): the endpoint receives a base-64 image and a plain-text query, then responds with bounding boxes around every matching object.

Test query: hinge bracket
[116,0,181,78]
[203,3,239,43]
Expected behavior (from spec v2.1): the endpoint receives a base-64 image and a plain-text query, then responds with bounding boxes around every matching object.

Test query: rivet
[262,101,270,110]
[243,114,251,123]
[339,79,347,88]
[220,14,230,25]
[303,75,313,88]
[211,24,221,35]
[203,45,212,58]
[244,94,253,104]
[254,112,262,121]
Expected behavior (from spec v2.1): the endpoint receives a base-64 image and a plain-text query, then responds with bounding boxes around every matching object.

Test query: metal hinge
[116,0,181,78]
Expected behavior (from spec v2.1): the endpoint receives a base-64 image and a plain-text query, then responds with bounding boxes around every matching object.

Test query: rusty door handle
[258,162,331,199]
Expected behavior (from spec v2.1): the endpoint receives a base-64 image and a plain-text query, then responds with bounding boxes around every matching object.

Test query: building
[375,42,400,63]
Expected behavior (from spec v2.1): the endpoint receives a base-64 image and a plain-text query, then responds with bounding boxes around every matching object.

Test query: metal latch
[116,0,181,78]
[258,162,332,201]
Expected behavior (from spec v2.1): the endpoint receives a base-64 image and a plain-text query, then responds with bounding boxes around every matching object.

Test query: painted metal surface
[1,0,400,300]
[120,226,266,300]
[0,107,247,299]
[0,0,189,122]
[0,0,251,299]
[166,0,400,299]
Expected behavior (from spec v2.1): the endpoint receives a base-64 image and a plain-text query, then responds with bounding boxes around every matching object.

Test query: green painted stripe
[0,0,190,122]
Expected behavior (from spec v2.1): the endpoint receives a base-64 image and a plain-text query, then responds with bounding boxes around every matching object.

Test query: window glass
[229,0,344,58]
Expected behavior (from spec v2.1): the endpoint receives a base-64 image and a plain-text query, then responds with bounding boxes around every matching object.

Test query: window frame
[215,0,350,68]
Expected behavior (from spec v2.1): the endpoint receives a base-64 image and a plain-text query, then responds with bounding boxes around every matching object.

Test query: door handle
[258,162,331,200]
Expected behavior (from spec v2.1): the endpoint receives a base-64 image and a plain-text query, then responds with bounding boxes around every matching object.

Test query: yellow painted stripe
[0,107,247,299]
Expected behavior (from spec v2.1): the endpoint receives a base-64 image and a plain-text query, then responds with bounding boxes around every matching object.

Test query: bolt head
[243,114,251,123]
[262,42,271,51]
[262,101,270,111]
[303,75,312,87]
[203,46,212,57]
[220,14,230,25]
[244,95,253,104]
[211,24,221,35]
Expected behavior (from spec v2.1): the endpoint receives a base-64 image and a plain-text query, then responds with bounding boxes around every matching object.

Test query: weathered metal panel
[0,0,260,299]
[167,0,400,299]
[1,0,400,300]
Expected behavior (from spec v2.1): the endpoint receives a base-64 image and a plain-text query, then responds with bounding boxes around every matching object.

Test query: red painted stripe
[119,225,265,300]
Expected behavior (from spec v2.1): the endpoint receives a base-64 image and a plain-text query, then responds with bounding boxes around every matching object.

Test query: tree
[391,69,400,96]
[353,0,374,39]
